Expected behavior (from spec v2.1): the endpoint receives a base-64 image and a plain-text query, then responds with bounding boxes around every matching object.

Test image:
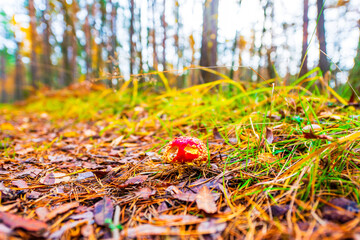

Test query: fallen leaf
[196,186,217,214]
[70,211,94,220]
[35,207,49,221]
[16,147,34,155]
[268,205,290,217]
[135,187,156,200]
[322,197,359,223]
[76,172,94,181]
[0,223,11,234]
[173,192,197,202]
[111,135,124,147]
[28,191,41,199]
[156,214,203,225]
[0,211,47,232]
[15,167,42,178]
[121,224,179,238]
[213,127,223,140]
[39,172,71,185]
[124,175,148,186]
[49,220,87,239]
[157,201,169,212]
[11,180,28,188]
[48,155,73,162]
[265,127,274,144]
[197,218,227,238]
[46,202,79,221]
[94,197,114,226]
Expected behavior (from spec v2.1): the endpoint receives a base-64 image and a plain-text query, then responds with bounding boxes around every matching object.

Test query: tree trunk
[316,0,329,75]
[0,53,6,103]
[84,5,92,80]
[129,0,135,75]
[41,0,52,87]
[299,0,309,77]
[14,42,24,101]
[29,0,38,89]
[71,1,78,82]
[151,0,158,70]
[200,0,219,83]
[161,0,166,71]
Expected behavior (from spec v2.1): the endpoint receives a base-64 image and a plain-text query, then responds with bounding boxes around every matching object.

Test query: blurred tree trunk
[28,0,38,89]
[299,0,309,77]
[200,0,219,83]
[129,0,135,75]
[70,1,78,82]
[41,0,52,87]
[151,0,158,70]
[108,0,118,87]
[61,29,70,87]
[84,5,92,79]
[348,20,360,88]
[161,0,166,71]
[229,31,238,79]
[14,42,24,101]
[60,0,78,86]
[174,0,180,70]
[316,0,329,75]
[0,53,6,103]
[137,7,143,74]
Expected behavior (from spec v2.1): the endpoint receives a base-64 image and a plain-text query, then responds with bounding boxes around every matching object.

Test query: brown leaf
[11,180,28,188]
[135,187,156,200]
[212,127,223,140]
[76,172,94,181]
[173,192,196,202]
[157,201,169,212]
[121,224,179,238]
[39,172,71,185]
[35,207,49,221]
[49,220,87,239]
[322,198,359,223]
[265,127,274,144]
[197,218,227,237]
[124,175,148,185]
[94,197,114,226]
[0,211,47,232]
[268,205,290,217]
[156,214,203,225]
[46,202,79,221]
[196,186,217,214]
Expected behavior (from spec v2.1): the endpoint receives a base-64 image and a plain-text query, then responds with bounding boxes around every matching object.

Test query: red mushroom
[163,136,208,164]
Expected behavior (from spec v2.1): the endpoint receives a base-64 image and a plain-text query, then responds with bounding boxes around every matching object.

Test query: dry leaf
[0,211,47,232]
[39,172,71,185]
[94,197,114,226]
[196,186,217,214]
[135,187,156,200]
[46,202,79,221]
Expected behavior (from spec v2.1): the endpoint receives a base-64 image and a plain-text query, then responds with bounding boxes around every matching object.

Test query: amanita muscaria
[163,136,208,164]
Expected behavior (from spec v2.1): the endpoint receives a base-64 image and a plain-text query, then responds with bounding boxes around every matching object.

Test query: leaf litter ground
[0,80,360,239]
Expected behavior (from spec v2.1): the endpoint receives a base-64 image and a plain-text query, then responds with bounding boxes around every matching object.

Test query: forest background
[0,0,359,102]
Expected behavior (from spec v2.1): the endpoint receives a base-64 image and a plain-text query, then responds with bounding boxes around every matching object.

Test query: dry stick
[112,205,121,239]
[286,165,309,233]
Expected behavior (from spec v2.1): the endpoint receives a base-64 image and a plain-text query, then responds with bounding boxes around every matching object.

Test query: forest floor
[0,79,360,239]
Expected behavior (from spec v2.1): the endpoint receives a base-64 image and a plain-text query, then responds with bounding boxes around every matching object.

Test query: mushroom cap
[163,136,208,164]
